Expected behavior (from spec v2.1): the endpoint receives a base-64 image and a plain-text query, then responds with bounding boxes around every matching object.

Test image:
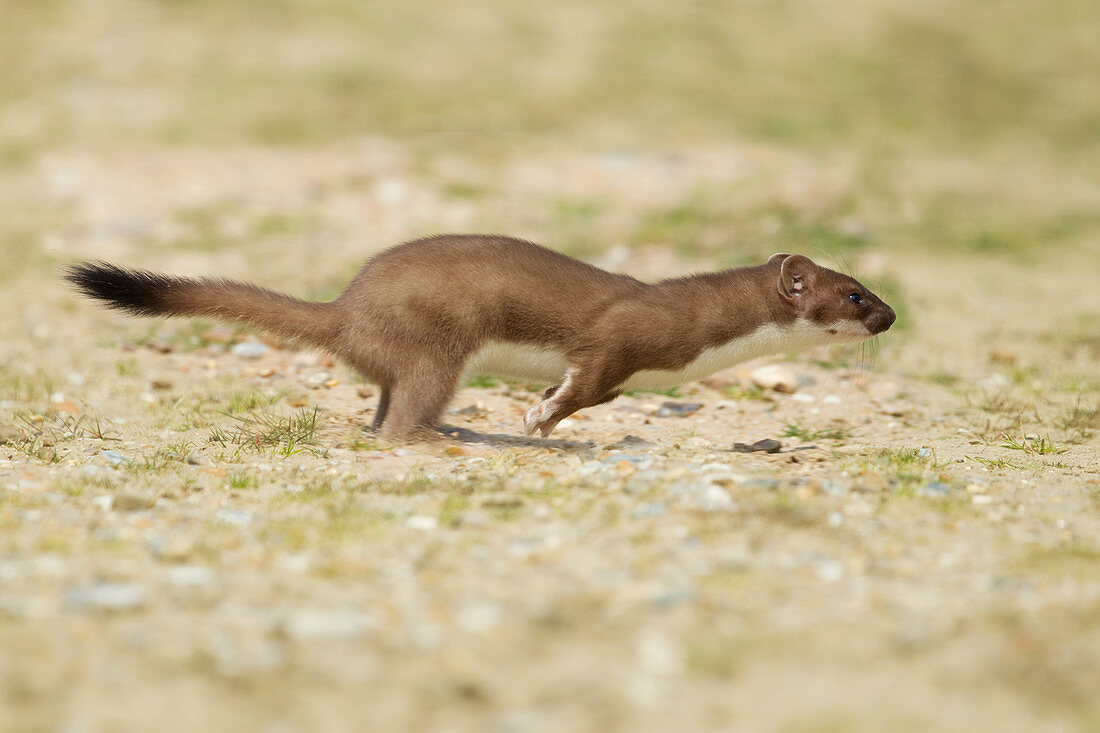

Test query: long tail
[64,261,343,351]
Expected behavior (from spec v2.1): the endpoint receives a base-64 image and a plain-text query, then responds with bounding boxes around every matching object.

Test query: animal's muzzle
[868,306,897,334]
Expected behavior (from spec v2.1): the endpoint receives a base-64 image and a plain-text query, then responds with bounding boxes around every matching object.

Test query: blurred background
[3,0,1097,279]
[5,0,1098,153]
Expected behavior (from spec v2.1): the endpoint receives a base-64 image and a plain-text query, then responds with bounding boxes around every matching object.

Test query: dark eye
[848,292,863,304]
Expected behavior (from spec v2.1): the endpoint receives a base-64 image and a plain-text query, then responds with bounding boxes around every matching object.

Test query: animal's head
[768,253,896,341]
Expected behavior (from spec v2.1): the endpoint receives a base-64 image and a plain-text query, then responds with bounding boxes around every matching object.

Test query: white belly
[463,320,838,389]
[623,321,834,389]
[463,341,570,384]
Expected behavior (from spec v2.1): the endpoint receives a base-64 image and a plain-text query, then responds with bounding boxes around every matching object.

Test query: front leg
[523,364,626,438]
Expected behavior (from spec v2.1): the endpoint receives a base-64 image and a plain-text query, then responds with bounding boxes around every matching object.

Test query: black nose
[871,305,897,334]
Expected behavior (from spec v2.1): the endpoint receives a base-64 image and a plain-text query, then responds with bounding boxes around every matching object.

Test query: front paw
[523,401,551,436]
[523,401,561,438]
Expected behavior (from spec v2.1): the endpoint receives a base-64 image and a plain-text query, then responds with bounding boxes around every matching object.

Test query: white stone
[405,515,437,531]
[169,565,214,587]
[282,609,375,641]
[66,582,147,612]
[231,341,270,359]
[750,364,800,393]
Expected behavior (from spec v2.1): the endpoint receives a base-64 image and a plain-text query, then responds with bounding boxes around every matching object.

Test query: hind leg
[341,350,394,434]
[377,363,461,443]
[371,387,391,432]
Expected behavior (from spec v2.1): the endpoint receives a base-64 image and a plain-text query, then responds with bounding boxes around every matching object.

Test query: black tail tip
[63,261,169,316]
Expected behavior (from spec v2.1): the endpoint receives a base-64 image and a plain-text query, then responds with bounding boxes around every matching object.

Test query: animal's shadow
[435,425,593,452]
[359,423,655,454]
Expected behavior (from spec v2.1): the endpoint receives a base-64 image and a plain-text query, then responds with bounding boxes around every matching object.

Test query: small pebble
[980,373,1012,391]
[632,501,666,518]
[655,402,702,418]
[750,365,799,393]
[613,435,656,448]
[216,509,254,526]
[507,537,552,558]
[454,510,490,527]
[920,481,951,496]
[305,371,332,389]
[281,609,374,641]
[816,560,845,583]
[695,485,734,511]
[148,534,196,561]
[201,328,234,344]
[744,477,780,490]
[100,450,130,466]
[457,601,503,634]
[112,491,156,511]
[406,515,438,531]
[168,565,213,587]
[732,439,782,454]
[65,582,147,613]
[0,425,23,444]
[230,342,270,360]
[277,554,314,573]
[601,454,654,470]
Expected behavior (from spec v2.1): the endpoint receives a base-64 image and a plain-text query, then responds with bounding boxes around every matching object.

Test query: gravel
[6,141,1098,733]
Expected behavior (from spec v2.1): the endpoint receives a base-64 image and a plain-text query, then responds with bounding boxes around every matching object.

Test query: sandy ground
[2,142,1100,732]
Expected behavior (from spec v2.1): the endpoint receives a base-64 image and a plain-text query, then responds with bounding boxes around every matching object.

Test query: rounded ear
[778,254,815,302]
[767,253,792,266]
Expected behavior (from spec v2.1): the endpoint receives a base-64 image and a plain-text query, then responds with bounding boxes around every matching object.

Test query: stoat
[65,234,896,441]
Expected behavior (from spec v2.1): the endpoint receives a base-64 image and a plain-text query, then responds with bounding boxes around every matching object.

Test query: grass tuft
[209,407,324,458]
[1000,433,1069,456]
[782,421,853,442]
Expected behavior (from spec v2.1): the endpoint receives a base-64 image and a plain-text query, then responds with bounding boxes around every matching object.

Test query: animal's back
[341,235,643,345]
